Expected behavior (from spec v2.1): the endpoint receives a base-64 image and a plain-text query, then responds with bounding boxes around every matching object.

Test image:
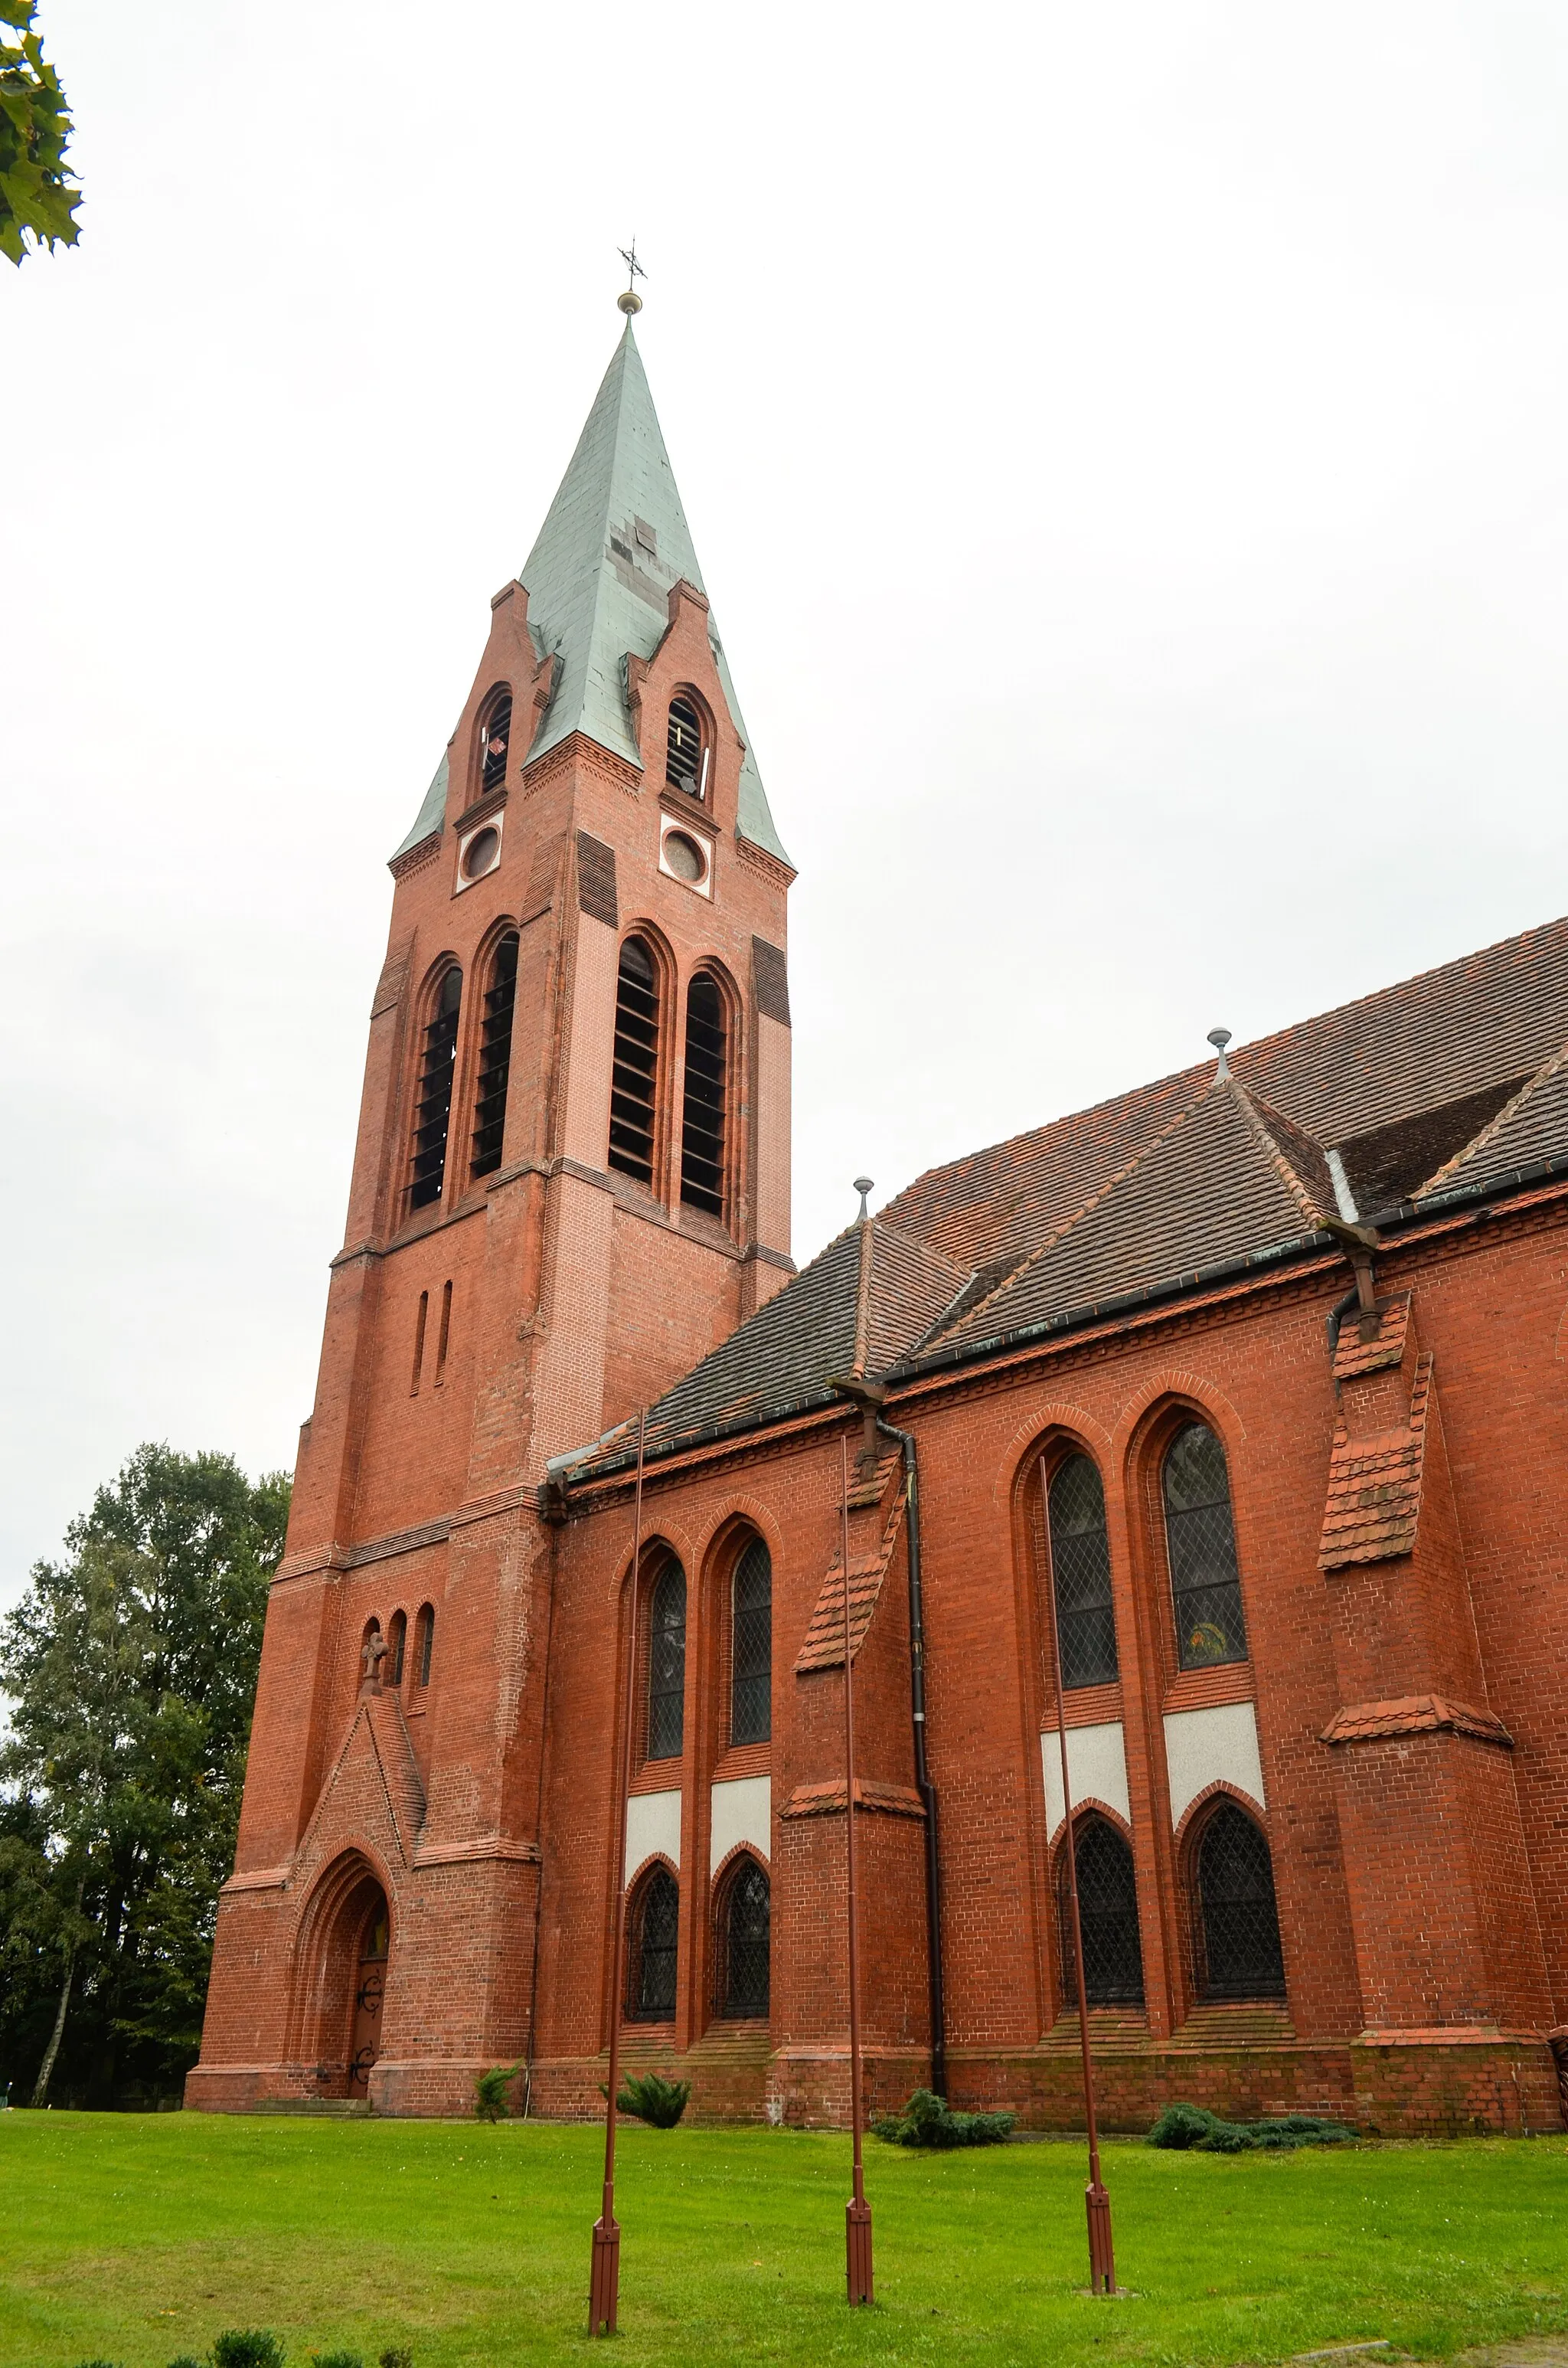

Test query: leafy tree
[1,3,80,264]
[0,1446,289,2106]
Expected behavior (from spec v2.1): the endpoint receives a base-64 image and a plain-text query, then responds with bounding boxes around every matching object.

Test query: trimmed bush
[473,2060,525,2122]
[606,2070,691,2127]
[872,2088,1015,2148]
[1147,2101,1353,2152]
[212,2336,287,2368]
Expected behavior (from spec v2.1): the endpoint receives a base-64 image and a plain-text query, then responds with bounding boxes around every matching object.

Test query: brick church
[191,305,1568,2134]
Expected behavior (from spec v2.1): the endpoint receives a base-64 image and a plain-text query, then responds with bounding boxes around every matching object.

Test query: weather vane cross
[616,240,646,315]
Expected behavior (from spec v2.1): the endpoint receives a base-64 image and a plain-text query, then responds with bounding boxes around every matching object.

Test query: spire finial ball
[1207,1026,1233,1081]
[617,288,642,316]
[854,1176,874,1224]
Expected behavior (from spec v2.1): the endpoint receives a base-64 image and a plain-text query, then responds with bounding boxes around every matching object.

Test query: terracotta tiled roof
[1321,1693,1512,1747]
[1418,1042,1568,1200]
[1318,1354,1432,1569]
[1331,1292,1410,1382]
[795,1467,910,1672]
[779,1778,926,1820]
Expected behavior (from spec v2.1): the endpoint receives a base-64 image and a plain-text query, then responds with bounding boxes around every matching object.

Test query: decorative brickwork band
[1320,1693,1514,1748]
[1318,1352,1432,1568]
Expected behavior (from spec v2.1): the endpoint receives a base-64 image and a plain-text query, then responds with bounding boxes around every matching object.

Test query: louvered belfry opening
[409,968,462,1209]
[680,973,727,1218]
[1162,1421,1249,1670]
[479,692,511,794]
[646,1561,687,1761]
[627,1865,679,2021]
[715,1857,770,2020]
[608,936,659,1184]
[1194,1801,1285,2000]
[1047,1453,1119,1689]
[469,934,519,1179]
[1057,1816,1144,2006]
[666,692,705,797]
[730,1538,772,1745]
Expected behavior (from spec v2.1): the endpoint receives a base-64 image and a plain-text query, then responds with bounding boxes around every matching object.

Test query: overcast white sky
[4,2,1567,1605]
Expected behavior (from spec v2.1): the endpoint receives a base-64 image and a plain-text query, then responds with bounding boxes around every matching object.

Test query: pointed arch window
[1057,1815,1143,2006]
[413,1603,435,1689]
[410,967,462,1210]
[646,1561,686,1761]
[1194,1801,1285,2000]
[714,1856,770,2020]
[470,933,519,1178]
[1161,1421,1248,1669]
[479,690,511,796]
[1046,1454,1118,1689]
[730,1538,772,1746]
[666,692,709,800]
[387,1611,407,1686]
[627,1864,679,2021]
[609,937,659,1184]
[681,973,727,1218]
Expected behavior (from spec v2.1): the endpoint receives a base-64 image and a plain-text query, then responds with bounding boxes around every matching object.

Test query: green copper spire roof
[518,322,787,862]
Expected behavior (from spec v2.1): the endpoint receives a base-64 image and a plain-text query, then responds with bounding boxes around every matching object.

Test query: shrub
[167,2357,205,2367]
[211,2336,287,2368]
[378,2353,414,2368]
[310,2353,364,2368]
[1147,2101,1353,2152]
[605,2070,691,2127]
[872,2088,1015,2148]
[473,2060,524,2122]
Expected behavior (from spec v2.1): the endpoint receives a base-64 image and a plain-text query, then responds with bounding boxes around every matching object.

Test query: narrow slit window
[387,1611,407,1686]
[435,1280,452,1385]
[414,1604,435,1689]
[646,1561,686,1761]
[409,969,462,1210]
[680,973,727,1218]
[410,1290,429,1394]
[666,694,707,799]
[1162,1422,1249,1670]
[730,1539,772,1746]
[470,933,518,1178]
[1047,1454,1118,1689]
[609,937,658,1184]
[479,692,511,795]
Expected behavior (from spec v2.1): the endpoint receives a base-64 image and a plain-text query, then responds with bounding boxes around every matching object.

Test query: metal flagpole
[590,1408,646,2336]
[841,1434,874,2304]
[1040,1454,1116,2295]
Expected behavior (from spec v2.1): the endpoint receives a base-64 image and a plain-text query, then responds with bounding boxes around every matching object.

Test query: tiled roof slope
[1418,1042,1568,1201]
[882,914,1568,1269]
[923,1079,1330,1356]
[572,1219,965,1474]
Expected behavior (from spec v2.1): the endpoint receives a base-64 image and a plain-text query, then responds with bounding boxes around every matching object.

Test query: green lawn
[1,2114,1564,2368]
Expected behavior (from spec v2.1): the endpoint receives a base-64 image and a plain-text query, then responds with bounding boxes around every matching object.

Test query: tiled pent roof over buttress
[569,913,1568,1479]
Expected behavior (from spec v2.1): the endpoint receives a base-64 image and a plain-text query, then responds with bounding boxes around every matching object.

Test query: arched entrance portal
[296,1862,393,2100]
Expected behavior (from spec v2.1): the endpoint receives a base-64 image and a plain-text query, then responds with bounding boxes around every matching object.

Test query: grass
[0,2113,1564,2368]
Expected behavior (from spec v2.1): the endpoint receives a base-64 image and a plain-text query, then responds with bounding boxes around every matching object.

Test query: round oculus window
[461,825,500,881]
[663,829,705,884]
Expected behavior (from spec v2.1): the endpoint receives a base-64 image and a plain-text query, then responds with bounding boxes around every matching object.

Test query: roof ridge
[920,1078,1215,1348]
[1416,1033,1568,1196]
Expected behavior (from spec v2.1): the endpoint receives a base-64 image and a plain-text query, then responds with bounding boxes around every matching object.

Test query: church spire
[515,320,787,862]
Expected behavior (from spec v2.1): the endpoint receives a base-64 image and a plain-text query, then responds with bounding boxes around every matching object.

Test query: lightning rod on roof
[1207,1027,1233,1081]
[854,1176,874,1224]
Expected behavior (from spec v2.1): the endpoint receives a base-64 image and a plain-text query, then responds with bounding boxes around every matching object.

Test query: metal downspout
[877,1417,947,2098]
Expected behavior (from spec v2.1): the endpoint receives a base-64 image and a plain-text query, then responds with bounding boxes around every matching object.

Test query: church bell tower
[188,304,795,2112]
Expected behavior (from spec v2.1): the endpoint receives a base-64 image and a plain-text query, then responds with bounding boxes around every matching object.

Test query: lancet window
[479,689,511,796]
[1194,1801,1285,2000]
[1161,1421,1248,1669]
[1057,1815,1143,2007]
[470,932,519,1179]
[1046,1454,1118,1689]
[680,973,727,1218]
[413,1604,435,1689]
[627,1865,679,2021]
[666,692,708,800]
[608,937,659,1185]
[646,1561,687,1761]
[714,1857,770,2020]
[409,968,462,1210]
[730,1538,772,1746]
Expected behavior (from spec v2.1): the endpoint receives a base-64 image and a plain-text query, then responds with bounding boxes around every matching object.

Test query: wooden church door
[348,1893,390,2095]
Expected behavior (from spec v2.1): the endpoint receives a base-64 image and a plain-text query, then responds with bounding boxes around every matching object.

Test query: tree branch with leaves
[0,2,80,265]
